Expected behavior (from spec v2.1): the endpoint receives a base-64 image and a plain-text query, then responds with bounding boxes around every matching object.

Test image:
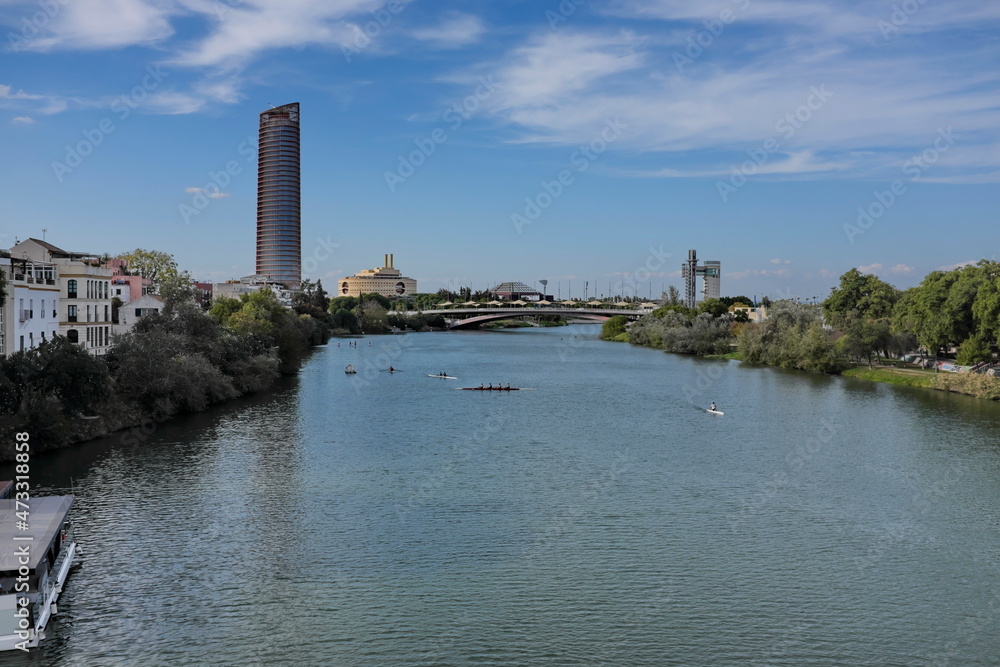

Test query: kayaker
[389,366,394,373]
[710,402,717,412]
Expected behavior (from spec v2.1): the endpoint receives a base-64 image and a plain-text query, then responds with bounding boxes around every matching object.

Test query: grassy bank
[841,367,936,389]
[704,351,744,361]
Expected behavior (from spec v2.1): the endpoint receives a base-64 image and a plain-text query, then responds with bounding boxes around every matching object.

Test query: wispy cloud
[410,13,485,48]
[466,1,1000,182]
[11,116,35,124]
[857,263,913,277]
[726,268,791,280]
[11,0,175,51]
[185,186,229,199]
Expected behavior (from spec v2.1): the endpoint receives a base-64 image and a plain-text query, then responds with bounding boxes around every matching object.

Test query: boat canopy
[0,496,73,572]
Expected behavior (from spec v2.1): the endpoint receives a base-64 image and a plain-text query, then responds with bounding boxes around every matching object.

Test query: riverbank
[708,355,1000,400]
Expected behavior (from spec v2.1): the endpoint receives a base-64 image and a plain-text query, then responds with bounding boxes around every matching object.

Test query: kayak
[428,375,458,379]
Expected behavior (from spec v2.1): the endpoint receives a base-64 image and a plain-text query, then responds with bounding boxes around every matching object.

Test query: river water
[6,324,1000,666]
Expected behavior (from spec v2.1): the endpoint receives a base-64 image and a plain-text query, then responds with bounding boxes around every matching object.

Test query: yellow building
[339,254,417,299]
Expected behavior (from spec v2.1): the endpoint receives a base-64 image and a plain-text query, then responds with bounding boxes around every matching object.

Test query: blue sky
[1,0,998,300]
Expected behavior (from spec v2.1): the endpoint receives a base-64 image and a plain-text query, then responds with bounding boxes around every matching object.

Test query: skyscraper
[256,103,301,288]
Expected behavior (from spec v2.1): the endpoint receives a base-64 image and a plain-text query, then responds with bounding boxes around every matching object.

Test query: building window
[104,305,109,321]
[67,329,78,344]
[20,336,24,351]
[68,305,78,322]
[68,279,78,298]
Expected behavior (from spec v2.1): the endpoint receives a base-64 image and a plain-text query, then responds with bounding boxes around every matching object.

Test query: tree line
[609,260,999,375]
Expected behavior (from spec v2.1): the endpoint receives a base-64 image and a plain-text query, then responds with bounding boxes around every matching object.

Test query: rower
[506,383,511,390]
[389,366,394,373]
[710,402,717,412]
[488,383,492,389]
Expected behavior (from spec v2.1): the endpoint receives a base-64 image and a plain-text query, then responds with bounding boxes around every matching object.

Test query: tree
[719,295,754,308]
[0,263,6,307]
[822,269,899,326]
[600,315,629,340]
[359,299,388,333]
[158,270,195,315]
[652,303,695,320]
[329,296,359,312]
[2,337,110,416]
[662,285,681,305]
[893,273,956,363]
[697,298,729,318]
[117,249,178,283]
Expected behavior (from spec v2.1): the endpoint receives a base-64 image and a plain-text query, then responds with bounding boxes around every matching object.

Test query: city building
[681,249,721,308]
[0,253,60,357]
[491,281,542,301]
[213,275,294,306]
[11,239,113,356]
[192,282,213,309]
[256,102,301,288]
[732,305,769,323]
[114,294,164,335]
[105,258,153,304]
[338,255,417,299]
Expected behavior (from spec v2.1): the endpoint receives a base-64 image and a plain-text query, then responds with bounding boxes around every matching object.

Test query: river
[6,324,1000,666]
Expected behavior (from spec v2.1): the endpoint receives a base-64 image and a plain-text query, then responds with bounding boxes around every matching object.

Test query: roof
[492,281,539,294]
[22,238,98,259]
[0,496,73,572]
[25,238,69,255]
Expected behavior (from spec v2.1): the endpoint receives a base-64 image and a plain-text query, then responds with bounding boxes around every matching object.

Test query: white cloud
[184,186,230,199]
[468,2,1000,182]
[171,0,395,70]
[936,260,978,271]
[410,13,485,48]
[770,258,792,265]
[16,0,175,51]
[11,116,35,124]
[0,84,68,115]
[858,263,915,276]
[726,268,791,280]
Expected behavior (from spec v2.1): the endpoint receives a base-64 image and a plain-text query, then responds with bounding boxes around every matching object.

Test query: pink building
[106,260,153,303]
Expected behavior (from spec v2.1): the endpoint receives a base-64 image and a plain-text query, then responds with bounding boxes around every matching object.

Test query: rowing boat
[428,374,458,379]
[457,387,536,391]
[706,409,724,415]
[461,387,520,391]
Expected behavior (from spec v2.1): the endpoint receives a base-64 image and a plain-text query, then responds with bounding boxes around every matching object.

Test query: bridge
[407,307,651,330]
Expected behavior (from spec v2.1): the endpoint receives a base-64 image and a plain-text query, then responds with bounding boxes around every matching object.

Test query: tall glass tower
[256,102,301,288]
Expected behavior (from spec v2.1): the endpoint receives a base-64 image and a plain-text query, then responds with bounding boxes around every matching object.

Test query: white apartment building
[0,256,61,357]
[10,239,114,356]
[114,294,164,336]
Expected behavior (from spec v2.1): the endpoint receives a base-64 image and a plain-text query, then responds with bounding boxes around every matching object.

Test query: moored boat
[0,494,78,652]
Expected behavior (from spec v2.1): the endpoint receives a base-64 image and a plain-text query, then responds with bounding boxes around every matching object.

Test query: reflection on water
[5,325,1000,666]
